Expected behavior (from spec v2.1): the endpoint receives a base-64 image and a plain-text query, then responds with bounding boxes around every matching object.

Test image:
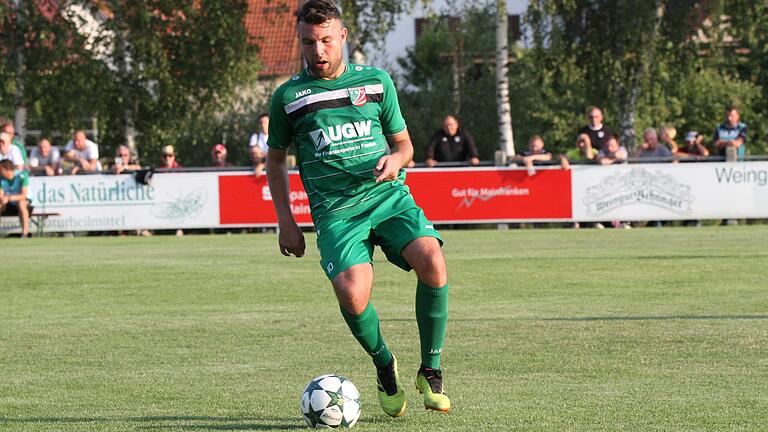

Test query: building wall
[366,0,530,71]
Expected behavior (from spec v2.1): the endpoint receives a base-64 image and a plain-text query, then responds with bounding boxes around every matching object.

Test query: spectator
[28,138,61,176]
[0,131,25,171]
[635,128,672,159]
[248,113,269,154]
[211,143,232,167]
[112,145,142,174]
[559,134,598,169]
[157,145,182,169]
[713,105,747,160]
[424,115,480,167]
[0,159,31,238]
[515,135,552,175]
[63,130,100,174]
[676,131,709,159]
[597,134,628,165]
[0,119,28,166]
[249,145,266,178]
[577,106,613,153]
[659,126,678,153]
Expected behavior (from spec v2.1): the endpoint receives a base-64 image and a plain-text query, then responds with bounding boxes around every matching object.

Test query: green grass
[1,227,767,431]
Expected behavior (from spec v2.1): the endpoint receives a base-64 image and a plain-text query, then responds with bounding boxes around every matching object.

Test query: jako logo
[309,120,372,151]
[295,88,311,98]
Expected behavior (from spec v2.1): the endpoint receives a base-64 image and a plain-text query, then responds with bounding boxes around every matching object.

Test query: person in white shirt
[29,137,61,176]
[248,113,269,153]
[0,132,25,171]
[63,130,100,174]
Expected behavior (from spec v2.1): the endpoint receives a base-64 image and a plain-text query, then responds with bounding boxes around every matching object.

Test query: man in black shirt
[424,115,480,167]
[577,106,612,152]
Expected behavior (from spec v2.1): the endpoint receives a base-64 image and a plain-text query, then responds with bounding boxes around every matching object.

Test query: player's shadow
[1,416,305,431]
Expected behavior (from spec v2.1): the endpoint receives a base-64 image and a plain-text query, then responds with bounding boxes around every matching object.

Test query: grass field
[2,227,768,431]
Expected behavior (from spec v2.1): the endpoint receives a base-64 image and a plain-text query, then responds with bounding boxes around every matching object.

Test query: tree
[495,0,514,158]
[0,1,261,165]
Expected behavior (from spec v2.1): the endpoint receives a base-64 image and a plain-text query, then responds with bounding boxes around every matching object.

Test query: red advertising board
[405,167,572,222]
[218,174,313,225]
[218,167,572,225]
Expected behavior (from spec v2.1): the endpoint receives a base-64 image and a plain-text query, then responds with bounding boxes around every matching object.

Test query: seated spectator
[676,131,709,159]
[597,134,628,165]
[578,106,613,152]
[559,134,598,169]
[0,131,25,171]
[1,118,28,166]
[211,143,232,167]
[515,135,552,175]
[249,145,266,178]
[28,138,61,176]
[112,145,142,174]
[635,128,672,159]
[713,105,747,160]
[63,130,100,174]
[658,126,678,153]
[0,159,31,238]
[157,145,182,169]
[424,115,480,167]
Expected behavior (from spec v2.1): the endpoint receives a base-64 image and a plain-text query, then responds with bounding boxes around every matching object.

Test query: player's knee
[416,252,447,287]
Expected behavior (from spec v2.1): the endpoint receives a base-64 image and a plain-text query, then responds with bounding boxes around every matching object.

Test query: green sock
[416,281,449,369]
[340,303,393,368]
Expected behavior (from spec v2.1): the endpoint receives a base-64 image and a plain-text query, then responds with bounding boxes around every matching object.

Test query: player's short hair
[0,159,13,171]
[296,0,341,25]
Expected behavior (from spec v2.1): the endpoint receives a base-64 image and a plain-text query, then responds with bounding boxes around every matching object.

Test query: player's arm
[375,130,413,182]
[266,148,305,258]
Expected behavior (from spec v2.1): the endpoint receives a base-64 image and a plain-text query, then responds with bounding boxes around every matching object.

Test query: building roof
[245,0,303,77]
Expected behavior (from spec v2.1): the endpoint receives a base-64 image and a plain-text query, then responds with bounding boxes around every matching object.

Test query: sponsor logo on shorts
[326,262,334,274]
[425,224,434,230]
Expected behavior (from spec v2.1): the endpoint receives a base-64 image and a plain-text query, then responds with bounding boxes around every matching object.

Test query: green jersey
[1,169,30,198]
[268,64,408,225]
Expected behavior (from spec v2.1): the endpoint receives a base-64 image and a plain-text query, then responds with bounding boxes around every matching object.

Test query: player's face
[298,19,347,80]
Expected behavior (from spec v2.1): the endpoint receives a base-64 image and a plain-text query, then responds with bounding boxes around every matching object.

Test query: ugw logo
[308,120,372,151]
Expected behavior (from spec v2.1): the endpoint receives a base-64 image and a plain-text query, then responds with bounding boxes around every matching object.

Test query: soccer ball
[300,374,361,429]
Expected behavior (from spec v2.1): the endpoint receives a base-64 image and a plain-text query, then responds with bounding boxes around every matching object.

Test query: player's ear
[340,26,347,42]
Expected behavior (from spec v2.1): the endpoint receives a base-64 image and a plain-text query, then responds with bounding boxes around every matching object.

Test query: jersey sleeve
[379,71,407,136]
[267,86,293,150]
[20,171,30,188]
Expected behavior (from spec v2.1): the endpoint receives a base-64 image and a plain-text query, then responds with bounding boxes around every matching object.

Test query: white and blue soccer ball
[300,374,361,429]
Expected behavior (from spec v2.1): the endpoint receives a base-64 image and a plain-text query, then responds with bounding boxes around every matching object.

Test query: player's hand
[374,154,403,182]
[278,221,306,258]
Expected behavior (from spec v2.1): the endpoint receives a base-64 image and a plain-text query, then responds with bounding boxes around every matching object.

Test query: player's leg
[332,264,406,417]
[401,237,451,412]
[318,218,406,417]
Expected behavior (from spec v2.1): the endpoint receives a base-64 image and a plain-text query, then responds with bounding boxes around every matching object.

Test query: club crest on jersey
[348,86,367,107]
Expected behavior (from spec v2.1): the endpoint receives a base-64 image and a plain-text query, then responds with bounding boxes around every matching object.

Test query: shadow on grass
[386,315,768,322]
[0,415,305,431]
[540,315,768,322]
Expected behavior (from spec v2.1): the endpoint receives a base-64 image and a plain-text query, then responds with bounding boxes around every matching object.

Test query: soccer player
[265,0,451,417]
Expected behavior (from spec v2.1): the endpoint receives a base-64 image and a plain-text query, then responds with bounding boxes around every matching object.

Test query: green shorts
[315,191,443,281]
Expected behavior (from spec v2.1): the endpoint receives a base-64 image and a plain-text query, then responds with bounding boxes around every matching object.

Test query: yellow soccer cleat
[376,356,407,417]
[415,366,451,412]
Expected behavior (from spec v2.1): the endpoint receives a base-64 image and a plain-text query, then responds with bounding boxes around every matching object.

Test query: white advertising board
[571,162,768,221]
[0,172,220,233]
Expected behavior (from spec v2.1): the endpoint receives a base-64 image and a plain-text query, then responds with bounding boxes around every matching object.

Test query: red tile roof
[245,0,303,77]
